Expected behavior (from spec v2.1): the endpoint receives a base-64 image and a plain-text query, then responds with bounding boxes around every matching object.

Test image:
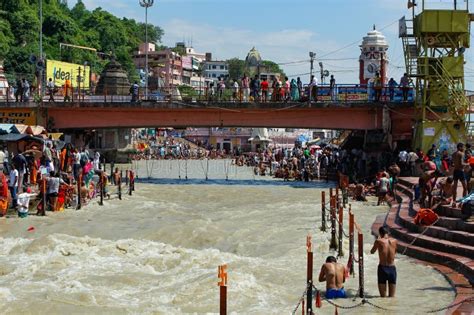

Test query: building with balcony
[203,60,229,82]
[133,43,183,89]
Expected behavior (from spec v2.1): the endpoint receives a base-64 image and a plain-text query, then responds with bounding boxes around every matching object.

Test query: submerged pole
[349,210,355,276]
[42,177,47,213]
[218,264,227,315]
[321,191,326,232]
[330,197,338,250]
[118,173,122,200]
[306,235,313,315]
[99,173,104,206]
[338,206,344,257]
[358,232,364,298]
[76,174,82,210]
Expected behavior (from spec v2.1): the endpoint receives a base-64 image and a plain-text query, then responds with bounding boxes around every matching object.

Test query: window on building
[212,65,217,69]
[212,73,216,78]
[220,65,225,70]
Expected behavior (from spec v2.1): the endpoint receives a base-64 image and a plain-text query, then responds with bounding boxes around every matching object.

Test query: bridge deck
[1,100,415,130]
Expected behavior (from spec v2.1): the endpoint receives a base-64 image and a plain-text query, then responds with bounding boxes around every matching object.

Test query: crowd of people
[202,72,413,103]
[0,142,124,219]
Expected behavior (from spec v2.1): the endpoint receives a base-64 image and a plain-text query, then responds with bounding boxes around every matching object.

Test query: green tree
[227,58,246,80]
[262,60,285,77]
[0,19,14,60]
[1,0,164,84]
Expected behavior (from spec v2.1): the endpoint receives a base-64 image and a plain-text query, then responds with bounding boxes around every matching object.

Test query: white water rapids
[0,160,454,314]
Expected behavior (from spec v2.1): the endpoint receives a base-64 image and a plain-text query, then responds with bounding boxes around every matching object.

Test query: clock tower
[359,26,389,85]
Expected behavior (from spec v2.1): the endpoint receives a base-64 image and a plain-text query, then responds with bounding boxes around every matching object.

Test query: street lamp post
[39,0,44,98]
[139,0,154,100]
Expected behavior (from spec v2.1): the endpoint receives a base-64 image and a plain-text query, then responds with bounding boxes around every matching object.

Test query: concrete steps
[371,176,474,314]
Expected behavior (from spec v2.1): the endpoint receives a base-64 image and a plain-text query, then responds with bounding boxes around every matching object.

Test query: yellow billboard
[46,60,90,88]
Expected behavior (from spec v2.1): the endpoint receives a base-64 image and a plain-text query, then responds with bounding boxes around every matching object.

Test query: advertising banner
[46,59,90,88]
[0,109,36,125]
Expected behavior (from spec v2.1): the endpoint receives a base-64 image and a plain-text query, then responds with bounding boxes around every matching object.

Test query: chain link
[363,299,391,311]
[323,298,365,310]
[291,288,307,315]
[338,220,350,238]
[427,297,474,313]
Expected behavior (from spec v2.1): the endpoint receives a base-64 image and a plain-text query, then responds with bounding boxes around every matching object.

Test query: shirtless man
[452,143,469,206]
[371,226,397,297]
[318,256,347,299]
[434,176,454,206]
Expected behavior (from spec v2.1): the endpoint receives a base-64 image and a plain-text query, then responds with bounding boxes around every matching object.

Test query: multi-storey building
[133,43,183,89]
[203,58,229,82]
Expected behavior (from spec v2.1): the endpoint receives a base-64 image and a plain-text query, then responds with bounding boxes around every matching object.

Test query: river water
[0,160,454,314]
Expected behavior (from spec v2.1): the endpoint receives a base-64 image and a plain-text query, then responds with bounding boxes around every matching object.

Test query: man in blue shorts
[318,256,347,299]
[371,226,398,297]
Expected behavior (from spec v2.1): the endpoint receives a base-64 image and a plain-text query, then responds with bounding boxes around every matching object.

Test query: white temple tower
[359,26,389,85]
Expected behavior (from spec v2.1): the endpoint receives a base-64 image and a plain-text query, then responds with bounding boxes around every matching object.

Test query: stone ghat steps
[392,182,474,283]
[372,176,474,313]
[372,220,474,315]
[381,210,474,284]
[394,183,474,246]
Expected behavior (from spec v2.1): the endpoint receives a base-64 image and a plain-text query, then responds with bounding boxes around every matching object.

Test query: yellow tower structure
[400,0,472,152]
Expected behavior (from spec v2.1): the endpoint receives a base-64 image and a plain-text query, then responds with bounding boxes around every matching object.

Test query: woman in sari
[290,79,299,101]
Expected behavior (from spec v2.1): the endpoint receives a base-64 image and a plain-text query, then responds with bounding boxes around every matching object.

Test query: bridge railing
[0,84,415,105]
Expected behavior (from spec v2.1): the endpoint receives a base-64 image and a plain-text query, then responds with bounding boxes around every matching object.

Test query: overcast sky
[79,0,474,88]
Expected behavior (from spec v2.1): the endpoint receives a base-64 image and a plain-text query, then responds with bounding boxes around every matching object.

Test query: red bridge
[0,100,416,142]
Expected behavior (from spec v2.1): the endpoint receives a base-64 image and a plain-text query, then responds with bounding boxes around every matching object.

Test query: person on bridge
[290,79,299,101]
[130,81,139,103]
[217,78,225,101]
[47,78,56,102]
[388,78,397,101]
[241,74,250,102]
[63,79,72,102]
[329,75,336,102]
[15,78,23,102]
[371,226,397,298]
[318,256,347,299]
[260,78,268,102]
[373,72,382,102]
[296,77,303,101]
[400,73,410,102]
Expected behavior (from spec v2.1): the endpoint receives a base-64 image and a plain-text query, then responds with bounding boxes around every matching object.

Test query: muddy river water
[0,160,454,314]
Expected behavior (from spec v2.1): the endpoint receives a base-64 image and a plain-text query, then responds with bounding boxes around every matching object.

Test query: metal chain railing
[291,288,308,315]
[426,297,474,313]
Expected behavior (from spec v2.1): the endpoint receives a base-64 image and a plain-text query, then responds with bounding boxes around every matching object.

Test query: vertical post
[76,174,82,210]
[330,197,338,250]
[118,174,122,200]
[349,210,355,276]
[39,0,44,98]
[306,235,313,315]
[335,187,340,210]
[329,187,333,199]
[321,191,326,232]
[110,162,114,183]
[338,207,344,257]
[125,170,129,185]
[99,173,104,206]
[218,264,228,315]
[358,232,364,298]
[129,171,133,196]
[41,177,47,214]
[131,170,135,191]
